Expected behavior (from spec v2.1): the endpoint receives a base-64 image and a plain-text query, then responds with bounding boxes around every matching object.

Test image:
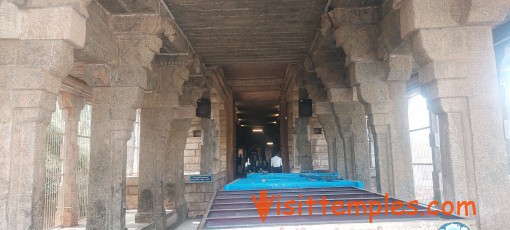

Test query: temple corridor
[1,0,510,229]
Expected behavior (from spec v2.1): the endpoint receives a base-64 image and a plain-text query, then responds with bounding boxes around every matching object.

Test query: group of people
[236,147,284,177]
[244,153,282,173]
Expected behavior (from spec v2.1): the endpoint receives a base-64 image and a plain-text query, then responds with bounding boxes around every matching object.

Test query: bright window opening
[408,93,434,203]
[126,109,141,176]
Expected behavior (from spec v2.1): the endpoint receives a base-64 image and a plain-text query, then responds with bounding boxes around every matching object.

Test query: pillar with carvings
[86,14,163,229]
[56,92,85,227]
[311,53,371,190]
[136,56,193,227]
[400,0,510,227]
[0,1,88,229]
[326,6,415,200]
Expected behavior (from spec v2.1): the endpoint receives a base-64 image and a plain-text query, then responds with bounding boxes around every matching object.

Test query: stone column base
[176,203,188,221]
[55,208,79,227]
[135,212,154,223]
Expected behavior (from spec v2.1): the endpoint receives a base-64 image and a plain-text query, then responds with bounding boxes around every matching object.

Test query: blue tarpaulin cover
[224,173,363,191]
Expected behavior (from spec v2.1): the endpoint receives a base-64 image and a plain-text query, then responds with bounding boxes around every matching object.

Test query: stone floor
[61,210,151,230]
[174,218,201,230]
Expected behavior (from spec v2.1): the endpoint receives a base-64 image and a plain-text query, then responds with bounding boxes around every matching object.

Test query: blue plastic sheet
[225,173,363,191]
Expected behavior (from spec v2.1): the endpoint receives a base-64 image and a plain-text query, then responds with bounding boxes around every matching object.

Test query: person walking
[271,153,283,173]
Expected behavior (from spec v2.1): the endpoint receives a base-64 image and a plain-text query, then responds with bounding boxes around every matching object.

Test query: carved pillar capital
[1,2,88,48]
[0,2,88,229]
[400,0,510,39]
[117,35,162,68]
[25,0,91,18]
[328,87,357,103]
[110,14,164,73]
[411,26,492,100]
[143,56,196,108]
[384,54,413,82]
[314,62,347,89]
[329,7,381,64]
[155,58,192,94]
[168,66,190,92]
[58,91,85,117]
[111,14,163,35]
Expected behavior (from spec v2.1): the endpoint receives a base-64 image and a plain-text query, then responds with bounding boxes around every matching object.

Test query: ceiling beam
[206,67,233,101]
[281,64,304,100]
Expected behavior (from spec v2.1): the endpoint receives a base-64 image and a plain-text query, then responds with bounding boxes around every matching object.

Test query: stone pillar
[200,118,217,174]
[295,117,313,170]
[331,99,371,189]
[429,111,443,204]
[400,0,510,228]
[136,56,191,227]
[327,6,415,200]
[0,2,87,229]
[313,66,349,176]
[350,58,415,200]
[375,1,417,199]
[299,72,340,174]
[148,59,206,223]
[56,92,85,227]
[86,59,153,230]
[317,113,339,173]
[279,98,290,172]
[349,101,371,189]
[225,97,236,181]
[3,41,76,229]
[86,13,162,229]
[165,118,193,220]
[315,103,346,178]
[136,105,195,228]
[329,99,370,188]
[311,52,371,185]
[332,101,356,180]
[210,96,221,173]
[87,85,144,229]
[135,106,175,225]
[312,59,371,188]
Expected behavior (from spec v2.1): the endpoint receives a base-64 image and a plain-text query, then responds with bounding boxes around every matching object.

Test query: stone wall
[182,90,228,218]
[126,176,138,210]
[309,116,329,170]
[184,118,203,174]
[219,105,228,172]
[184,171,226,218]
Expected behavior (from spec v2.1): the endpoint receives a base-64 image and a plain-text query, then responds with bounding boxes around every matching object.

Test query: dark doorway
[235,105,281,178]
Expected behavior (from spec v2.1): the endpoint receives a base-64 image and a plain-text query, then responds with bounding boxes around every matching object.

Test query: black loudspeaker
[299,99,312,117]
[196,98,211,118]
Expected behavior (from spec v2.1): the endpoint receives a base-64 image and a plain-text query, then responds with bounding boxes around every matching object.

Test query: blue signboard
[189,174,213,183]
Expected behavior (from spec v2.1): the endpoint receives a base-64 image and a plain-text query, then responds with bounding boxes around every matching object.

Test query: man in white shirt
[271,153,283,173]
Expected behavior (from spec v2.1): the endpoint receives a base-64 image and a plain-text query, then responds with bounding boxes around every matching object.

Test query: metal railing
[408,94,435,204]
[43,102,92,229]
[77,104,91,219]
[43,104,65,229]
[410,128,434,203]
